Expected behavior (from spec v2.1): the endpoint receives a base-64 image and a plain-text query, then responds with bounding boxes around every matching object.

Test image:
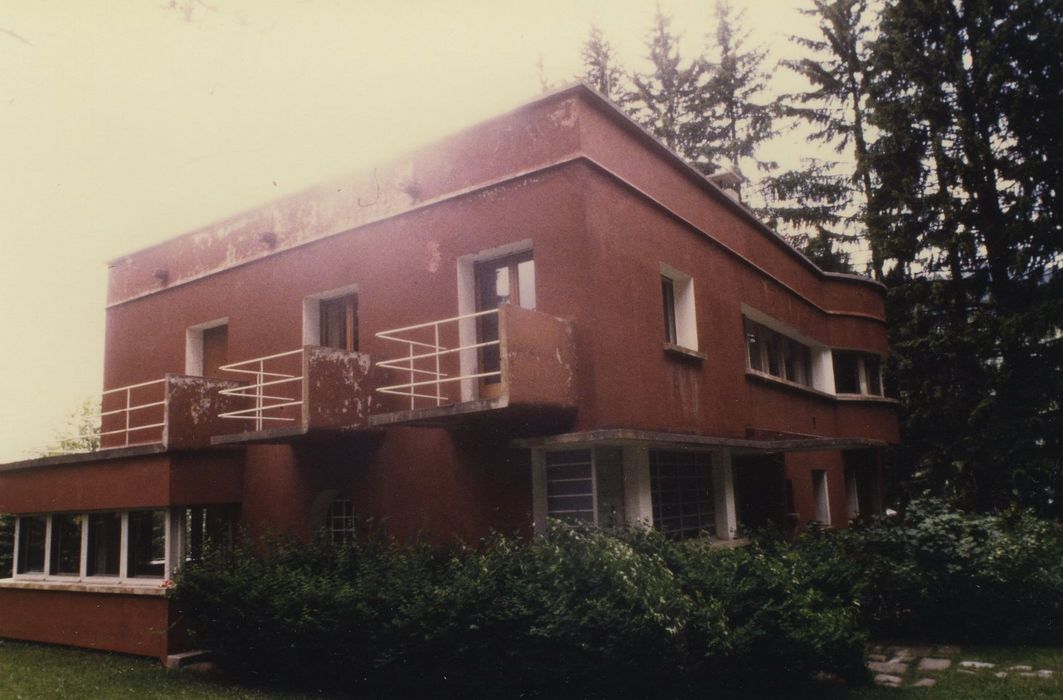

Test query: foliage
[839,499,1063,644]
[0,514,12,578]
[174,522,867,697]
[37,397,100,458]
[579,24,627,103]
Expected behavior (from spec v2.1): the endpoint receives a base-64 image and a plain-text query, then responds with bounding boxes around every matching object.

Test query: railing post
[124,387,131,447]
[256,359,264,431]
[434,322,442,407]
[407,341,415,410]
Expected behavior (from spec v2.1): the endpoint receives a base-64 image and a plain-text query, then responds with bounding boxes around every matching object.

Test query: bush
[173,522,866,697]
[839,498,1063,644]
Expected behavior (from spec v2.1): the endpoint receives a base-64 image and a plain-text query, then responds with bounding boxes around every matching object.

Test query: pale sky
[0,0,826,461]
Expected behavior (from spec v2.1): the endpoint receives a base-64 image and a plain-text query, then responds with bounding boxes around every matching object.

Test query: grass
[0,640,322,700]
[1,639,1062,699]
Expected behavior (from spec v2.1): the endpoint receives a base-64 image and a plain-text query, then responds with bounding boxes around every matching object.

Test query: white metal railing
[92,378,168,449]
[217,349,304,431]
[375,308,500,410]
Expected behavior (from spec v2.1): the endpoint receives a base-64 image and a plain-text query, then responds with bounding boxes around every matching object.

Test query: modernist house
[0,83,898,660]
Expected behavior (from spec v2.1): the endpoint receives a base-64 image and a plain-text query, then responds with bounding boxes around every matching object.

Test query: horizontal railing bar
[101,378,167,395]
[375,308,497,339]
[375,340,499,368]
[219,368,297,379]
[219,376,302,393]
[370,365,449,378]
[377,337,444,351]
[219,400,304,417]
[377,388,452,401]
[378,370,501,392]
[97,422,166,437]
[219,348,304,370]
[218,391,297,402]
[97,401,166,418]
[217,415,297,423]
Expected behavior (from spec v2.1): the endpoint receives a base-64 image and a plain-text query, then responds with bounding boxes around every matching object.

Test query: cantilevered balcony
[369,304,577,429]
[209,345,383,445]
[93,374,244,451]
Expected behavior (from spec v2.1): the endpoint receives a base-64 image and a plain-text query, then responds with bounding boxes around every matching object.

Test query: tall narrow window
[544,449,595,523]
[201,324,229,378]
[832,351,862,394]
[49,514,83,576]
[320,294,359,353]
[127,510,166,578]
[327,498,355,543]
[661,276,677,344]
[16,515,46,574]
[475,252,535,393]
[812,470,831,524]
[87,512,122,577]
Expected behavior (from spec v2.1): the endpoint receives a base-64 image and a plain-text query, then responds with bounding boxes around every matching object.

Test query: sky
[0,0,831,462]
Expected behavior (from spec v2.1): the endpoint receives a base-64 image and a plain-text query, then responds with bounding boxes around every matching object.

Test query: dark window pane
[128,510,166,578]
[49,513,82,576]
[745,319,763,371]
[662,277,677,344]
[87,512,122,576]
[833,351,861,393]
[16,516,46,574]
[765,331,782,377]
[865,355,883,395]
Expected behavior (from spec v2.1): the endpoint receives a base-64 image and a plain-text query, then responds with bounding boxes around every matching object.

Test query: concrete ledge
[0,578,168,596]
[512,428,887,454]
[369,397,508,428]
[0,444,168,474]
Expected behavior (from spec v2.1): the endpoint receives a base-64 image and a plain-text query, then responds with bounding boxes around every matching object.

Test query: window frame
[831,350,885,397]
[10,510,179,586]
[660,263,700,355]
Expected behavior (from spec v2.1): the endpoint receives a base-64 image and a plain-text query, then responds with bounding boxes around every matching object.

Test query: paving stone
[1010,665,1033,671]
[919,657,952,671]
[891,648,917,662]
[874,673,904,687]
[907,645,934,657]
[868,653,888,662]
[1020,672,1038,678]
[994,671,1008,678]
[960,660,996,669]
[912,678,937,688]
[869,661,909,675]
[1038,670,1055,678]
[959,669,977,675]
[936,645,960,655]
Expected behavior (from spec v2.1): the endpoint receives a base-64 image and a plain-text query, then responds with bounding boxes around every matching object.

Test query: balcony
[209,345,383,445]
[369,304,577,429]
[95,374,245,451]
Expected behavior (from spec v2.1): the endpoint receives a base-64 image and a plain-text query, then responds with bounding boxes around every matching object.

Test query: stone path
[866,644,1058,689]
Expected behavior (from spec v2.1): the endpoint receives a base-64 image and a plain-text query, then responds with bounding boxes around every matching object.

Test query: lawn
[1,639,1061,699]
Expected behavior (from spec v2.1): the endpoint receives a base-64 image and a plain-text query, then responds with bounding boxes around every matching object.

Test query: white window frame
[660,263,698,352]
[185,317,229,376]
[741,305,833,392]
[812,470,831,525]
[9,510,181,585]
[302,283,360,347]
[831,349,885,397]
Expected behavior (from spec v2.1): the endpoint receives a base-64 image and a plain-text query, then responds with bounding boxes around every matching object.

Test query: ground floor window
[649,450,716,540]
[326,498,355,543]
[10,506,235,583]
[543,447,625,528]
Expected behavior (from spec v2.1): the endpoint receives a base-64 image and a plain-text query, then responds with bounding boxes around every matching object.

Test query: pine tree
[867,0,1063,515]
[700,0,776,183]
[776,0,881,279]
[627,8,711,172]
[580,24,626,103]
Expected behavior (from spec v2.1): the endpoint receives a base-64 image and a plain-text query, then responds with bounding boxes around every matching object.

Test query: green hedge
[836,498,1063,644]
[173,523,866,697]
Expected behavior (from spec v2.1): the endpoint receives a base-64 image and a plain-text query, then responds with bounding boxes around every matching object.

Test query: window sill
[746,369,835,400]
[835,393,900,405]
[0,578,169,596]
[664,343,706,362]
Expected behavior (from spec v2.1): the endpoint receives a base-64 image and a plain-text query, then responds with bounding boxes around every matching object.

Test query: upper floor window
[476,252,535,393]
[660,264,698,351]
[744,318,813,388]
[832,351,884,396]
[320,294,359,353]
[185,319,229,377]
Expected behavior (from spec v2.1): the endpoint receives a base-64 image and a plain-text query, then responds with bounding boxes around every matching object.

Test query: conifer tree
[580,24,626,103]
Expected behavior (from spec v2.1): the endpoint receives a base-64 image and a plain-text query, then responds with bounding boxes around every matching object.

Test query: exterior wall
[0,589,172,658]
[785,451,848,531]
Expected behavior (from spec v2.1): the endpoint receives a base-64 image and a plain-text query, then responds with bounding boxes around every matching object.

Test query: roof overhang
[511,428,886,455]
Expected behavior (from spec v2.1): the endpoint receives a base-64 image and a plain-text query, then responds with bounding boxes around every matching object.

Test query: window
[543,448,625,527]
[832,351,884,396]
[49,514,82,576]
[660,264,697,351]
[87,512,121,577]
[326,498,355,543]
[185,318,229,376]
[127,510,166,578]
[184,505,236,563]
[320,294,358,353]
[16,515,46,575]
[650,450,716,540]
[476,252,535,390]
[812,470,831,525]
[744,318,814,388]
[12,511,178,582]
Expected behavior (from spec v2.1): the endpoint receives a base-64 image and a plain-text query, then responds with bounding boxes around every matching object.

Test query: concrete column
[622,445,653,527]
[712,450,738,540]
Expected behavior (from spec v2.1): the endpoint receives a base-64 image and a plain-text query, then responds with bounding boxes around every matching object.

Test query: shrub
[173,521,866,697]
[839,498,1063,644]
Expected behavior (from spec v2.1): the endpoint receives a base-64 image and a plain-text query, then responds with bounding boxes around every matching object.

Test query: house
[0,83,899,661]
